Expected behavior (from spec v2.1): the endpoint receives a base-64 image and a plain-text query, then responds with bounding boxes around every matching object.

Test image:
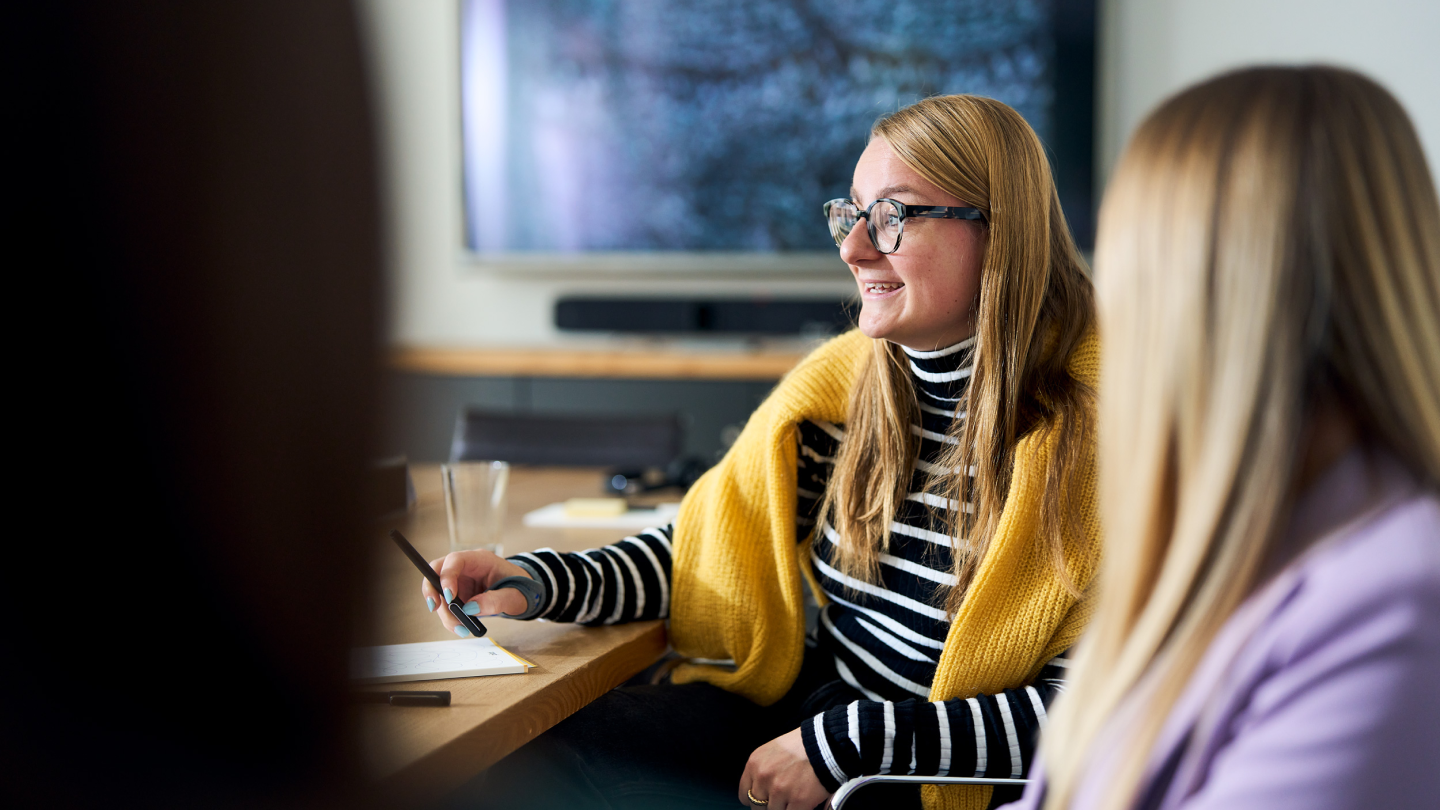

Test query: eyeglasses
[823,198,986,254]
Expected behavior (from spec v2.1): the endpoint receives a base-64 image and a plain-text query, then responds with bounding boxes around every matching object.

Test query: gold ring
[747,788,769,806]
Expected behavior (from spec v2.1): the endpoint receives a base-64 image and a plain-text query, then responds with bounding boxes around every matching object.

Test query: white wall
[361,0,1440,349]
[1100,0,1440,182]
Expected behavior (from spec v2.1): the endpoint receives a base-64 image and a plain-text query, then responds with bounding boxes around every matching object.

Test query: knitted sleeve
[799,654,1068,792]
[506,525,674,624]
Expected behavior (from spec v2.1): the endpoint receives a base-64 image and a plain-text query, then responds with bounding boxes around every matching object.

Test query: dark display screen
[461,0,1092,254]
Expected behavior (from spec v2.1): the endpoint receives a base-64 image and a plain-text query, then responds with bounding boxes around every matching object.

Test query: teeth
[865,282,902,293]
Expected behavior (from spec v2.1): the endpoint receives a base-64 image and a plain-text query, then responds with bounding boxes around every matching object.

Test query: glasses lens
[825,200,858,247]
[871,200,902,253]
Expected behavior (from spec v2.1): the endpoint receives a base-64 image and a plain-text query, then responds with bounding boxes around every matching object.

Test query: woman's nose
[839,218,881,264]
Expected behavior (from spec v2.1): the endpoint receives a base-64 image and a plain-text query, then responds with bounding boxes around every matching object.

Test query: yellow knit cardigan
[668,328,1101,810]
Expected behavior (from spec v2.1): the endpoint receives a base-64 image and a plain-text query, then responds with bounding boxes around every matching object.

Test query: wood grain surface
[356,465,669,797]
[388,344,807,381]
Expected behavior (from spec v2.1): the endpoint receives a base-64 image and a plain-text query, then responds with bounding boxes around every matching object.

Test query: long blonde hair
[821,94,1097,614]
[1042,66,1440,810]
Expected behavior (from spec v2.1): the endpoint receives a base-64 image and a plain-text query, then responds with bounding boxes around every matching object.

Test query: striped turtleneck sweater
[508,336,1065,793]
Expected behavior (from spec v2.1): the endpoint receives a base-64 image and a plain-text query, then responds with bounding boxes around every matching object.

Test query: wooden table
[389,343,809,381]
[356,465,671,796]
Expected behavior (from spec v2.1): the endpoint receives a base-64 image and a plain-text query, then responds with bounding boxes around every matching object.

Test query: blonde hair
[821,94,1097,614]
[1042,66,1440,810]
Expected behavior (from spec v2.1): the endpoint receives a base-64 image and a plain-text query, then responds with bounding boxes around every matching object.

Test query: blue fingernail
[454,624,471,638]
[463,601,481,615]
[443,588,454,603]
[426,597,436,612]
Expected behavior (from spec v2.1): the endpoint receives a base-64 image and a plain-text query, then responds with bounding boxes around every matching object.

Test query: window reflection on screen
[461,0,1054,253]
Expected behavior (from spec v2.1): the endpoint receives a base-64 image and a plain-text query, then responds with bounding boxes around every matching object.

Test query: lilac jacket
[1007,449,1440,810]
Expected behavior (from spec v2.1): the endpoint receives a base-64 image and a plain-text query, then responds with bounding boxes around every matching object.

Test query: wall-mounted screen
[460,0,1094,269]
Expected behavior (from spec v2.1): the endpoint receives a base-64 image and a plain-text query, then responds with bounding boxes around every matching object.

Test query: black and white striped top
[509,336,1065,791]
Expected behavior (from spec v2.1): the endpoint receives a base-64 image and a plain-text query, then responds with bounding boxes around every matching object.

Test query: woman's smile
[860,280,905,297]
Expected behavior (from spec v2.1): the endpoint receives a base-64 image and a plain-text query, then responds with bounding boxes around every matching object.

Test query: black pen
[389,529,487,638]
[352,690,451,707]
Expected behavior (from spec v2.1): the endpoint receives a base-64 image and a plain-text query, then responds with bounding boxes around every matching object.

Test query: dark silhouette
[5,2,383,806]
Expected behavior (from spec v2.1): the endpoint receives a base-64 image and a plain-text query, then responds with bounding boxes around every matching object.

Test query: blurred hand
[739,727,832,810]
[419,550,532,636]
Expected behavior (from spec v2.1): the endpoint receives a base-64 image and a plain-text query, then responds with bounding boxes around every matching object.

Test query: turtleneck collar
[900,336,975,408]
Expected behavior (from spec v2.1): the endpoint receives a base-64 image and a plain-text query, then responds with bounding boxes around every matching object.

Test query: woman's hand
[739,727,832,810]
[420,550,532,636]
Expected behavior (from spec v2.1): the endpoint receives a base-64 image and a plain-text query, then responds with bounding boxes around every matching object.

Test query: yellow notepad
[563,497,628,517]
[350,637,535,684]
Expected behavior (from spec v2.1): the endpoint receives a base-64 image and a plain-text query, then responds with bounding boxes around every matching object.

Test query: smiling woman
[821,96,1097,625]
[435,94,1099,810]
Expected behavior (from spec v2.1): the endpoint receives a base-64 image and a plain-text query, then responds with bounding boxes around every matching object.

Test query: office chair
[831,775,1029,809]
[450,408,683,469]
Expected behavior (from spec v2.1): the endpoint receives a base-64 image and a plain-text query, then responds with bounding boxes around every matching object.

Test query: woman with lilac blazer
[1007,66,1440,810]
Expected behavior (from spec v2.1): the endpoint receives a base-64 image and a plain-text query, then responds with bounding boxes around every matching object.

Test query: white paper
[350,637,529,684]
[522,501,680,529]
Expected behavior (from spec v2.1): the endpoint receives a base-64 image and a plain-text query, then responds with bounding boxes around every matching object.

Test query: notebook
[350,637,535,684]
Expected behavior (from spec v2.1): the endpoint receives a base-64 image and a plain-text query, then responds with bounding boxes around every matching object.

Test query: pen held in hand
[389,529,487,638]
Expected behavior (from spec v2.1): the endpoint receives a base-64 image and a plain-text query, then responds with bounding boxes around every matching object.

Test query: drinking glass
[441,461,510,556]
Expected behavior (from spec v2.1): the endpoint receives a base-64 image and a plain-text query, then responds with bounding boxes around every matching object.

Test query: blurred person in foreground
[1007,66,1440,810]
[5,2,382,806]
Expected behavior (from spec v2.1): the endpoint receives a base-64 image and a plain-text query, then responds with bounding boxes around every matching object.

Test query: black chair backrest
[450,409,682,468]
